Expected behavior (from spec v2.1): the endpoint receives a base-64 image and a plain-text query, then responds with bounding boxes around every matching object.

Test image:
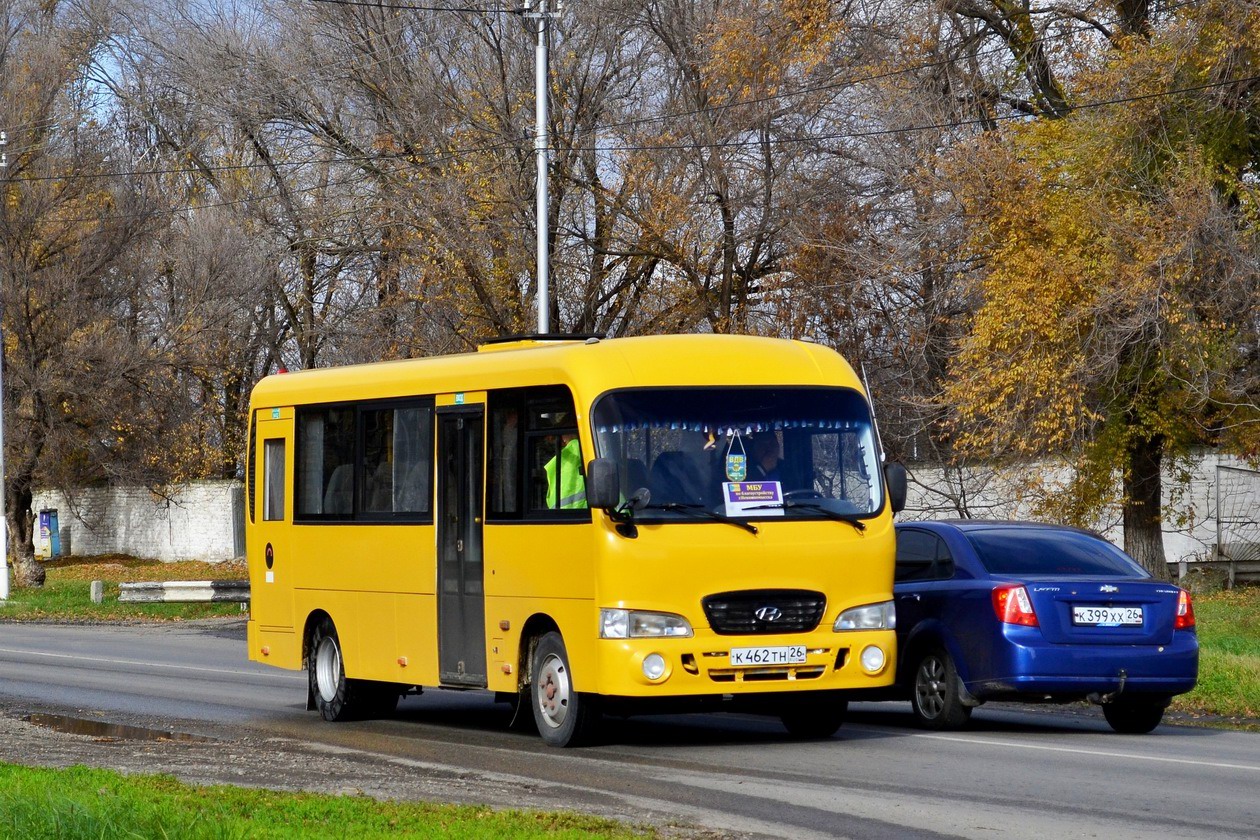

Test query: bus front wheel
[779,693,847,739]
[531,632,599,747]
[308,618,398,721]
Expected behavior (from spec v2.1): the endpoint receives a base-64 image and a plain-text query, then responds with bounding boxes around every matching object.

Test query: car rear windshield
[964,528,1149,578]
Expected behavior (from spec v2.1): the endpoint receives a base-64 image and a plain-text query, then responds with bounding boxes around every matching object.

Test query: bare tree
[0,0,164,586]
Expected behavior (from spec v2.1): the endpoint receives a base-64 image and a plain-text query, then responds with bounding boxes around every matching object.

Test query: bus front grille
[701,589,826,635]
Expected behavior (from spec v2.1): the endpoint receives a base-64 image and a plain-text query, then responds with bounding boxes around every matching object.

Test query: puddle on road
[24,713,216,743]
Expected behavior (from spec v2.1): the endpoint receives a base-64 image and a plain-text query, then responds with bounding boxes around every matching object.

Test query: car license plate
[1072,605,1143,627]
[729,645,807,666]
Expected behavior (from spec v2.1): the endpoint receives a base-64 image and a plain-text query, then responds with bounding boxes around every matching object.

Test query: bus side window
[488,386,586,516]
[296,407,356,518]
[526,395,586,512]
[360,403,432,515]
[488,398,522,515]
[263,439,286,521]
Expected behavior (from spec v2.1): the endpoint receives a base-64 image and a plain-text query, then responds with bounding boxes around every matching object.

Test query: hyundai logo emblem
[1099,584,1119,593]
[754,606,783,622]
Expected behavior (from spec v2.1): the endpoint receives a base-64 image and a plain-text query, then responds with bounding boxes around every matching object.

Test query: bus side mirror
[885,462,907,514]
[586,459,621,510]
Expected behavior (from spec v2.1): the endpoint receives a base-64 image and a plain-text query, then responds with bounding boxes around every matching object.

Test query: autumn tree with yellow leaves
[943,0,1260,576]
[0,0,170,586]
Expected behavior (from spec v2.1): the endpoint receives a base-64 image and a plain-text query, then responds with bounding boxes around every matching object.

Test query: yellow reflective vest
[544,437,587,509]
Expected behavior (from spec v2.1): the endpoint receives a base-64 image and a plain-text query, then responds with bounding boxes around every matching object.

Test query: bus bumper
[247,619,302,669]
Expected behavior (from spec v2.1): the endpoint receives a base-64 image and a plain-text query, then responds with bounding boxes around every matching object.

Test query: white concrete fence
[31,481,244,563]
[27,450,1258,573]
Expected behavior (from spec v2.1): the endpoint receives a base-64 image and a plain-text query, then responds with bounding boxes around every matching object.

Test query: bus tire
[308,618,397,721]
[531,632,599,747]
[779,694,847,739]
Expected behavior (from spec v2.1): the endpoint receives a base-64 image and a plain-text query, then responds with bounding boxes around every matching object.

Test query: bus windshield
[592,387,883,521]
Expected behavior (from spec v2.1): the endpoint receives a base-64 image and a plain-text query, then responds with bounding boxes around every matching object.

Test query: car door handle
[898,593,921,601]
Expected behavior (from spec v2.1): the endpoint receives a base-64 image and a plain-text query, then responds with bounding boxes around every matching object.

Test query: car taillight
[992,584,1039,627]
[1174,589,1195,630]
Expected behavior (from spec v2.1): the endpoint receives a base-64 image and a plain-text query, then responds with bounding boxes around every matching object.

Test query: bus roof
[248,334,864,409]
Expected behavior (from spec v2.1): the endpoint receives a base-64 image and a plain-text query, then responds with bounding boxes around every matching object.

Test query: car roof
[896,520,1101,538]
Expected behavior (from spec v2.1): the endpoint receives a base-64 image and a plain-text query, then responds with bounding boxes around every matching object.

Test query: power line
[0,0,1225,188]
[307,0,521,13]
[8,66,1253,190]
[580,0,1209,136]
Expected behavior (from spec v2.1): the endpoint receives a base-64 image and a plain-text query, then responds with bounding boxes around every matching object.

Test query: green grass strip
[0,579,245,622]
[1172,588,1260,719]
[0,764,650,839]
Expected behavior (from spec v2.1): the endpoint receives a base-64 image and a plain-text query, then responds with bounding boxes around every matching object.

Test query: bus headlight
[600,608,694,639]
[834,601,896,631]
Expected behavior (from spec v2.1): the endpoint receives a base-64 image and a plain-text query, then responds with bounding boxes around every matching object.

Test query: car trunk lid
[1018,579,1184,645]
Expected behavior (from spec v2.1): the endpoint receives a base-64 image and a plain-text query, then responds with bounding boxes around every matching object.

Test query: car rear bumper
[967,630,1198,699]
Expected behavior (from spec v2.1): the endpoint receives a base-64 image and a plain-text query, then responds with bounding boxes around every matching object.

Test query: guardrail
[1171,559,1260,589]
[118,581,250,603]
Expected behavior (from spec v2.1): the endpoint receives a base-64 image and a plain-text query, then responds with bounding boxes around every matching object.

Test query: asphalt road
[0,620,1257,839]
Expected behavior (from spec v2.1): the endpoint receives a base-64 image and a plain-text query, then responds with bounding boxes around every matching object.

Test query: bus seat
[650,451,701,505]
[365,462,393,512]
[395,460,430,512]
[625,458,649,494]
[323,464,353,515]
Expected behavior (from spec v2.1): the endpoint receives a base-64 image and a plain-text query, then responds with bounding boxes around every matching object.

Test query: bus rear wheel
[531,632,599,747]
[308,618,399,721]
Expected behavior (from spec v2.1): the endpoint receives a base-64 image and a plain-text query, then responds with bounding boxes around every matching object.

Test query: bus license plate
[1072,606,1143,626]
[730,645,807,666]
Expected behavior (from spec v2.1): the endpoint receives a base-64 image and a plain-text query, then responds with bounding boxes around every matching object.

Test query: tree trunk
[6,477,44,588]
[1122,432,1170,581]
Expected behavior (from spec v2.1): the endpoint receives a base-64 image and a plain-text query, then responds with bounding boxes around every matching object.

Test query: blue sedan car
[890,521,1198,733]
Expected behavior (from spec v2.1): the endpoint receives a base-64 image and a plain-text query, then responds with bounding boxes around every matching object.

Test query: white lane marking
[848,726,1260,772]
[0,646,304,681]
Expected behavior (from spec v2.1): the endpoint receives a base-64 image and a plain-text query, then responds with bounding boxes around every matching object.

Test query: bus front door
[436,406,487,687]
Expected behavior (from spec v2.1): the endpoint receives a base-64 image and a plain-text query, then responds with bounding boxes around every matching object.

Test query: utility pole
[524,0,560,333]
[1,130,8,600]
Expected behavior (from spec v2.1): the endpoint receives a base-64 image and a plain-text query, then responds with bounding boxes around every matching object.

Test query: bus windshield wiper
[743,501,867,532]
[643,503,759,535]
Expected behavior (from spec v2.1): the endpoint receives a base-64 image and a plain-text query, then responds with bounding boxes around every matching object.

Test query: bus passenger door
[436,405,487,687]
[253,414,295,633]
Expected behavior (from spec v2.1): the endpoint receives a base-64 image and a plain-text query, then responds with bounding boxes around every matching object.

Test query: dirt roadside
[0,679,732,837]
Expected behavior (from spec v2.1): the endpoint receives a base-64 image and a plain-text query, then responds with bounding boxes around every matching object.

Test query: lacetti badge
[1099,584,1119,593]
[754,606,783,622]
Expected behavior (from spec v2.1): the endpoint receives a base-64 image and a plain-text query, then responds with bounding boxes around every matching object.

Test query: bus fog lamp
[860,645,886,673]
[642,653,667,681]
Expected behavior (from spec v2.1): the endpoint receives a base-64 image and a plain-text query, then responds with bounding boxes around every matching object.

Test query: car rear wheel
[910,648,972,730]
[1102,696,1168,734]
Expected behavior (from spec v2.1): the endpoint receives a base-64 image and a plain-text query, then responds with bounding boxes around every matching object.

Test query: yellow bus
[246,334,906,746]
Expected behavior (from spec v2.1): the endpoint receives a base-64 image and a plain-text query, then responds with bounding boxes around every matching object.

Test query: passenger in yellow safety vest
[545,434,587,509]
